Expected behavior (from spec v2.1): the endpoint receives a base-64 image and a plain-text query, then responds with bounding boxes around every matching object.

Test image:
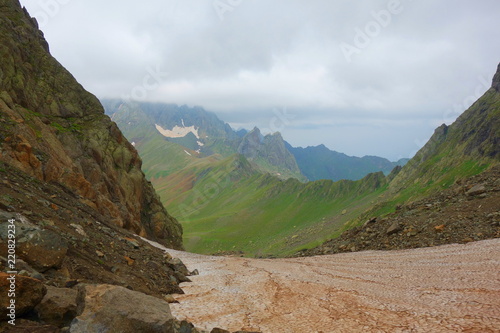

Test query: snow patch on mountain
[155,121,200,139]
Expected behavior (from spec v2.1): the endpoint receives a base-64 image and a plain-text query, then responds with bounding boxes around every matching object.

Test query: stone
[163,294,179,304]
[174,320,200,333]
[70,284,175,333]
[0,220,68,272]
[167,257,190,276]
[124,256,135,266]
[70,224,87,237]
[363,217,377,228]
[466,184,486,196]
[211,329,230,333]
[434,225,445,232]
[0,273,47,319]
[123,237,140,249]
[35,286,78,327]
[386,222,402,235]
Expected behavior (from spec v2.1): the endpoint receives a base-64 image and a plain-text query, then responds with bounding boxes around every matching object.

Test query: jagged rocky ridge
[0,0,182,248]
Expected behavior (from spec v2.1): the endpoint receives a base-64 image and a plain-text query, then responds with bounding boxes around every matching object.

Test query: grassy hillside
[153,153,389,256]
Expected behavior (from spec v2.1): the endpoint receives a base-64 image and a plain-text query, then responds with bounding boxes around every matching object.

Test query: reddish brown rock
[0,273,47,320]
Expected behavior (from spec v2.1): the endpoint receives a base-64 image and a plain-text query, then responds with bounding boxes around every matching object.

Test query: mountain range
[104,73,498,256]
[0,1,498,331]
[103,100,408,183]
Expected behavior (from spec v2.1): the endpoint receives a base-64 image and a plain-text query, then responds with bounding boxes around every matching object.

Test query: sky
[19,0,500,161]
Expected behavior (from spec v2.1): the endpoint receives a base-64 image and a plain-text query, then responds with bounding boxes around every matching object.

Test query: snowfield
[148,238,500,332]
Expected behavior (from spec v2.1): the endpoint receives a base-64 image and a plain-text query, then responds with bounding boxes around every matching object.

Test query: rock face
[237,128,304,180]
[0,0,182,249]
[70,284,176,333]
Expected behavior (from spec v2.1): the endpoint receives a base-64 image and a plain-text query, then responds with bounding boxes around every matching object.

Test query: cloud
[19,0,500,160]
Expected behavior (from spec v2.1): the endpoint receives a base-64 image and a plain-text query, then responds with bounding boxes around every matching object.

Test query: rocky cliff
[237,127,305,181]
[0,0,182,248]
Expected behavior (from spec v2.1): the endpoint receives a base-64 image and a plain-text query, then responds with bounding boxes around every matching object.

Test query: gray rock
[0,220,68,272]
[167,257,191,276]
[386,222,402,235]
[466,184,486,196]
[70,284,175,333]
[35,286,78,327]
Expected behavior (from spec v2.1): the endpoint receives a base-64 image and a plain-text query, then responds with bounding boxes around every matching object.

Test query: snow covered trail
[148,238,500,333]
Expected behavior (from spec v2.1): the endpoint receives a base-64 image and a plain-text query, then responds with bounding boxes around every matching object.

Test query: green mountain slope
[388,71,499,200]
[103,100,305,180]
[342,62,500,227]
[157,153,388,256]
[104,101,401,256]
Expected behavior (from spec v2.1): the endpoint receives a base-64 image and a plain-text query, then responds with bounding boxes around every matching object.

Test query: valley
[0,1,499,332]
[105,77,499,257]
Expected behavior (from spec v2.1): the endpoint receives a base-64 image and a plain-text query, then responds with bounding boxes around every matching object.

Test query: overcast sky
[19,0,500,160]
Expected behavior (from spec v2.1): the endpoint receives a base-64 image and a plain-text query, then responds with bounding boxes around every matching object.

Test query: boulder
[167,257,191,276]
[35,286,78,327]
[0,220,68,272]
[0,273,47,319]
[70,284,175,333]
